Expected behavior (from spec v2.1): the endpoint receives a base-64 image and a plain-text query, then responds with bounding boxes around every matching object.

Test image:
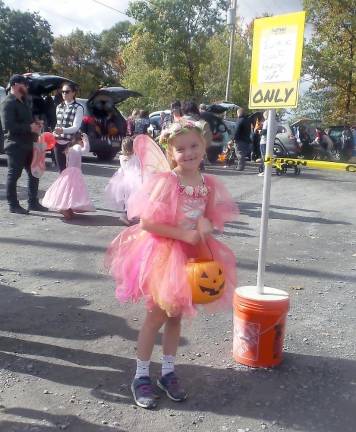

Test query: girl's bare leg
[136,305,168,361]
[162,316,182,356]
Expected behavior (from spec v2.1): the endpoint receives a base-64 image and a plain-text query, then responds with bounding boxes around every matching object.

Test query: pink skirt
[106,225,237,318]
[42,167,95,212]
[104,167,142,212]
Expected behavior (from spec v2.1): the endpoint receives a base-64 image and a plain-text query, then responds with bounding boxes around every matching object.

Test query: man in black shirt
[0,74,46,214]
[234,108,251,171]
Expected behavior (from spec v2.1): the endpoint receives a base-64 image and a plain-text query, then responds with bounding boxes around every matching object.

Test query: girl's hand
[81,133,89,144]
[54,127,63,135]
[182,229,201,246]
[197,217,213,240]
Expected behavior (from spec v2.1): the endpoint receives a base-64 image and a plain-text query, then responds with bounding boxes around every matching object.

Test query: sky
[5,0,305,36]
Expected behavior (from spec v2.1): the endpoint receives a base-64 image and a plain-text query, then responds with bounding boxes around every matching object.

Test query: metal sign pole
[256,108,276,294]
[225,0,237,101]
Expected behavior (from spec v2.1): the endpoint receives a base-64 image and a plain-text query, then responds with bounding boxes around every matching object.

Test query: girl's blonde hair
[159,119,205,168]
[121,137,134,156]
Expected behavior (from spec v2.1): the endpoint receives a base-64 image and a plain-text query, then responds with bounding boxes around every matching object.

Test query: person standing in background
[257,111,268,177]
[53,83,84,172]
[126,109,139,136]
[0,74,45,214]
[234,108,251,171]
[162,100,183,130]
[134,110,150,135]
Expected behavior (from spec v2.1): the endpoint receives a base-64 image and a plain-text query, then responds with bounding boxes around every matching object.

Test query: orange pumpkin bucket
[186,259,225,304]
[233,286,290,368]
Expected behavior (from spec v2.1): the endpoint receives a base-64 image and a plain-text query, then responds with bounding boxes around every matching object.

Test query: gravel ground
[0,155,355,432]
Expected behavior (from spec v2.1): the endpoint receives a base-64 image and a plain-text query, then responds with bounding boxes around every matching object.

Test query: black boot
[28,200,48,212]
[10,203,29,215]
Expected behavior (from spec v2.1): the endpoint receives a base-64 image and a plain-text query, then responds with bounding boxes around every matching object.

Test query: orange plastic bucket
[233,286,290,368]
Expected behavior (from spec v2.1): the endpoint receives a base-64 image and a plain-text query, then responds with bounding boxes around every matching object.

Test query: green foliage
[52,22,131,97]
[0,0,53,85]
[126,0,229,98]
[303,0,355,123]
[200,25,251,106]
[290,88,333,124]
[120,32,180,114]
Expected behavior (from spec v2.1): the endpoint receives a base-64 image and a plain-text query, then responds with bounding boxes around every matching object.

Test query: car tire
[273,143,284,157]
[207,146,221,163]
[96,148,119,161]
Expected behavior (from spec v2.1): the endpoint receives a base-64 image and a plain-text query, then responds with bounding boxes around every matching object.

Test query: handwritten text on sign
[258,27,298,83]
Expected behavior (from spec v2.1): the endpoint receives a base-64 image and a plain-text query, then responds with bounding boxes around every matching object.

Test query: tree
[200,22,251,105]
[52,23,131,97]
[120,32,180,114]
[303,0,355,124]
[0,1,53,85]
[127,0,229,98]
[289,88,333,123]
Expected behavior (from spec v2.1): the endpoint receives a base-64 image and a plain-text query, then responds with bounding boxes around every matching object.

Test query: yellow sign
[249,11,306,109]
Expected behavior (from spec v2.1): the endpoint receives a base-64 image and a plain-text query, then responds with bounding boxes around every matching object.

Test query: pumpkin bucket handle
[195,238,214,261]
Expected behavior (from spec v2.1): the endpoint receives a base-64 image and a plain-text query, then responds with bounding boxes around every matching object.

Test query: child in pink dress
[104,137,142,225]
[42,133,95,219]
[106,120,238,409]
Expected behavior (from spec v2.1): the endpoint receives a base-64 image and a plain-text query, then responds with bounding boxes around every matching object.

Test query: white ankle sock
[135,359,150,379]
[162,355,175,377]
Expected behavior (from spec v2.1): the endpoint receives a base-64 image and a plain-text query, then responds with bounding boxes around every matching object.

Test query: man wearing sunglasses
[0,74,46,214]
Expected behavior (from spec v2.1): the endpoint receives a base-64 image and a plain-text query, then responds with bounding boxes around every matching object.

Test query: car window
[328,130,341,138]
[150,115,161,128]
[277,126,287,134]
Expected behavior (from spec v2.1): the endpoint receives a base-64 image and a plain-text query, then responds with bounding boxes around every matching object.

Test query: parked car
[229,110,300,162]
[326,125,354,162]
[82,86,141,161]
[352,128,356,161]
[203,102,239,162]
[148,110,170,138]
[274,122,300,157]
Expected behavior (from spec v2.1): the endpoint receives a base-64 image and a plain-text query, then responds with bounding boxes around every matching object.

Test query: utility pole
[225,0,237,102]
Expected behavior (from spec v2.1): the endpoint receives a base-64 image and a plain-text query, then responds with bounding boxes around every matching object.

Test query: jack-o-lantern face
[186,259,225,304]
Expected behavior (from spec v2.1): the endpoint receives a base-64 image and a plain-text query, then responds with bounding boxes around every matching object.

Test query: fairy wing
[133,134,170,180]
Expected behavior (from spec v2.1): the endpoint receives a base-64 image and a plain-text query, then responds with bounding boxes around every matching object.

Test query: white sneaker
[256,158,262,163]
[258,172,264,177]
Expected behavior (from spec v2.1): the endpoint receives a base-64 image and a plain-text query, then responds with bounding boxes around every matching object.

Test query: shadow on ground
[239,201,350,225]
[61,214,123,227]
[0,284,189,344]
[0,408,123,431]
[0,335,354,432]
[238,258,356,283]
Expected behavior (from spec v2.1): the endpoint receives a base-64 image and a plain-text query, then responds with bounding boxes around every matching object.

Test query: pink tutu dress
[42,139,95,212]
[104,154,142,211]
[106,171,238,317]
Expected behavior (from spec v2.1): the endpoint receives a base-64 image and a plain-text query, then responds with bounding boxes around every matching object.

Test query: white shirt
[55,100,84,145]
[260,120,268,145]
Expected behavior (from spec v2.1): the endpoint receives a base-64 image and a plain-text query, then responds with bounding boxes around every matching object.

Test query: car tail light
[213,132,223,142]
